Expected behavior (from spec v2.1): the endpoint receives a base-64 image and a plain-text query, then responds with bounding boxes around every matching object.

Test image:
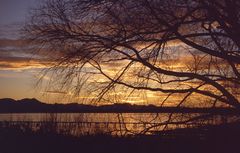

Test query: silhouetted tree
[25,0,240,109]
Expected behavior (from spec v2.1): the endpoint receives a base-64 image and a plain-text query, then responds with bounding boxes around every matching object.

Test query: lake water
[0,113,238,136]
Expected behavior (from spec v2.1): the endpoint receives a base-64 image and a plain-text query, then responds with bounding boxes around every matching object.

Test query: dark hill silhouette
[0,98,238,114]
[0,98,16,104]
[17,98,42,104]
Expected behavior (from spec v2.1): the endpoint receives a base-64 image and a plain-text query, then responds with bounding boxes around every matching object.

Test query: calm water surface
[0,113,237,135]
[0,113,193,123]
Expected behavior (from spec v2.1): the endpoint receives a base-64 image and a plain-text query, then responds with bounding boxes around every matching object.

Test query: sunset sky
[0,1,211,106]
[0,1,173,104]
[0,0,53,102]
[0,0,236,108]
[0,2,239,151]
[0,0,153,104]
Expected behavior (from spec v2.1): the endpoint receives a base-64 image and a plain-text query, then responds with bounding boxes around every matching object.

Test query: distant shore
[0,98,239,114]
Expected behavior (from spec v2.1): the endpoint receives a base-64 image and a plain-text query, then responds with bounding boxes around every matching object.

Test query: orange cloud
[43,90,68,94]
[0,58,53,70]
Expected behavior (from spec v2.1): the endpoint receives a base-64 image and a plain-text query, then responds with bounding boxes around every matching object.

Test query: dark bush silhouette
[1,120,240,153]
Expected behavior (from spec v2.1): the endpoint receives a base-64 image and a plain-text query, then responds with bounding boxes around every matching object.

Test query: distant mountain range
[0,98,238,113]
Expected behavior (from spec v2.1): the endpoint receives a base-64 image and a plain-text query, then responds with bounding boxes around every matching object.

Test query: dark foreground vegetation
[1,121,240,153]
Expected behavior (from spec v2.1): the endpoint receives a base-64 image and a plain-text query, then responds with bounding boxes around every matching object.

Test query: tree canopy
[25,0,240,109]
